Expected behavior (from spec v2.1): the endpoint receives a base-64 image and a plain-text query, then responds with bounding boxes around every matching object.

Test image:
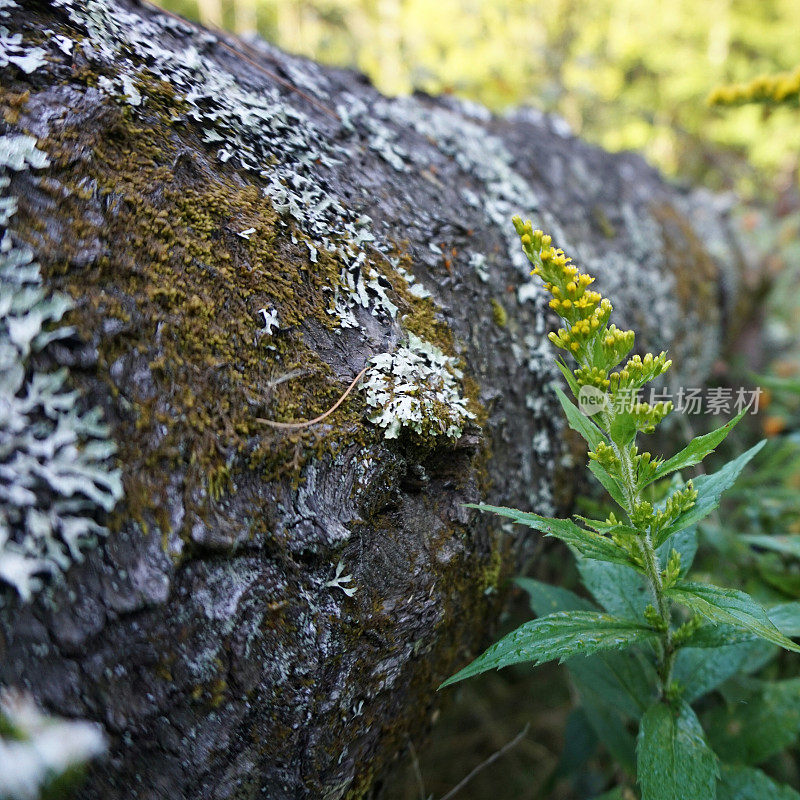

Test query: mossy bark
[0,2,749,798]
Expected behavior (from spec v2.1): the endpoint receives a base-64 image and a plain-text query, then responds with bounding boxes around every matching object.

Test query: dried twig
[437,724,530,800]
[407,739,427,800]
[255,364,370,430]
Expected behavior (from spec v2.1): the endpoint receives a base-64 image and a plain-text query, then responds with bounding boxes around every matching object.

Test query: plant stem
[603,406,674,698]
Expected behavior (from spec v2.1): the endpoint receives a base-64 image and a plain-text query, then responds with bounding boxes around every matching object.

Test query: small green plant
[441,218,800,799]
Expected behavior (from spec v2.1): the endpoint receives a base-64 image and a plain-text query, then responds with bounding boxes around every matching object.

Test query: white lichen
[0,28,46,74]
[0,133,122,603]
[324,560,357,597]
[364,333,475,440]
[257,307,279,337]
[0,688,106,800]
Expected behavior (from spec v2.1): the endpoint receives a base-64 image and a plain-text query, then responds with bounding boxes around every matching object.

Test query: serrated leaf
[717,764,800,800]
[578,556,651,619]
[466,504,638,568]
[655,441,767,546]
[555,385,607,449]
[440,611,658,688]
[706,678,800,765]
[588,459,629,509]
[637,700,718,800]
[666,582,800,653]
[515,576,596,615]
[649,409,748,485]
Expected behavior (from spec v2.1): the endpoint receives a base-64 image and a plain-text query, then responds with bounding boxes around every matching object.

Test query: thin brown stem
[255,365,370,430]
[438,724,530,800]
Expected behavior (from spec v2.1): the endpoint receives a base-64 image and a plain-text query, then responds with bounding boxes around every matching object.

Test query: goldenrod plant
[708,66,800,108]
[442,219,800,799]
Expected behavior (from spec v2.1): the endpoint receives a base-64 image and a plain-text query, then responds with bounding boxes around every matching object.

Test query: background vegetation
[153,1,800,797]
[158,0,800,197]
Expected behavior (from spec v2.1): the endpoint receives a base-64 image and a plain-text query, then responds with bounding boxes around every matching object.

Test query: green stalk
[602,402,674,698]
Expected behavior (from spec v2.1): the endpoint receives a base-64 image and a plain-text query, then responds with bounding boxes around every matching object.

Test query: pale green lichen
[0,688,106,800]
[364,333,475,439]
[0,130,122,603]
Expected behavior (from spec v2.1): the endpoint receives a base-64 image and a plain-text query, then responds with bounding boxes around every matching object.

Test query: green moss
[14,96,374,551]
[491,297,507,328]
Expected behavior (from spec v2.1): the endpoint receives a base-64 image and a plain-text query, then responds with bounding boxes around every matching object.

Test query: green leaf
[555,385,607,449]
[637,701,718,800]
[578,556,651,619]
[750,372,800,396]
[742,534,800,559]
[655,441,767,546]
[666,582,800,653]
[588,459,629,509]
[555,358,581,398]
[466,504,637,568]
[610,411,637,447]
[680,631,780,678]
[439,611,658,688]
[717,764,800,800]
[580,685,637,775]
[673,642,752,703]
[677,624,757,649]
[769,602,800,637]
[576,515,617,533]
[569,648,657,719]
[706,678,800,765]
[649,409,748,485]
[591,790,628,800]
[515,576,596,615]
[554,708,598,778]
[657,527,698,575]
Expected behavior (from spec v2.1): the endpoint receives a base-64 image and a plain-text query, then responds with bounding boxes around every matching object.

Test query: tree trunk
[0,1,746,798]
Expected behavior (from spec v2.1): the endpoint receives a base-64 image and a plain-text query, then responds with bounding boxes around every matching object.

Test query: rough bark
[0,1,746,798]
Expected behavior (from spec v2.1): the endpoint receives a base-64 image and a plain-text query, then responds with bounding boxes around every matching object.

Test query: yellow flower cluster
[514,216,676,440]
[609,352,671,392]
[708,66,800,107]
[512,216,612,357]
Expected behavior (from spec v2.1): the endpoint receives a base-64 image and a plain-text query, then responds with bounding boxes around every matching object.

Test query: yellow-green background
[157,0,800,197]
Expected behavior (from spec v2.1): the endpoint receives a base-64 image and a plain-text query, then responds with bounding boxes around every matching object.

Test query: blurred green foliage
[158,0,800,196]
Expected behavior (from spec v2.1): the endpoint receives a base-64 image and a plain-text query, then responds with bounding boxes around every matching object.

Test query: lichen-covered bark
[0,2,746,798]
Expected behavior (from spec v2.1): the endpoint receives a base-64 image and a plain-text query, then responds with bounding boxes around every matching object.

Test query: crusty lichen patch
[39,0,479,449]
[364,333,475,440]
[0,122,122,602]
